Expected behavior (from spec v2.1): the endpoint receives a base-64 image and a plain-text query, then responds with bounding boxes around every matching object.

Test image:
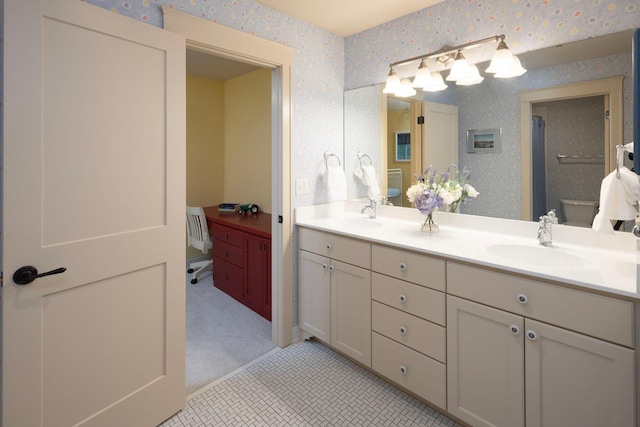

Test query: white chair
[186,206,213,284]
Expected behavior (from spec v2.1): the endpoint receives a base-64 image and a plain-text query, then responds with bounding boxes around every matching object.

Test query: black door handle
[13,266,67,285]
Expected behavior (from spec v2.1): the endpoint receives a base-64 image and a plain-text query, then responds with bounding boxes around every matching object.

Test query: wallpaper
[539,96,605,219]
[345,0,638,90]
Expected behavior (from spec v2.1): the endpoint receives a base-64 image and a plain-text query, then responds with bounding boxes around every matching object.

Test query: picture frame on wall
[395,131,411,162]
[467,128,502,153]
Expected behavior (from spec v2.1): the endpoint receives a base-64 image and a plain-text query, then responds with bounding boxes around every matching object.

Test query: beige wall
[223,68,272,214]
[387,110,411,207]
[186,75,225,259]
[186,70,271,259]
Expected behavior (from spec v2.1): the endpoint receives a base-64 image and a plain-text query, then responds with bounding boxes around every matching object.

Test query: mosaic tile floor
[161,339,460,426]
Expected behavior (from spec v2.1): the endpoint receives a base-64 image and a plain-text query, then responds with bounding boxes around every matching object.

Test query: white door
[421,101,459,173]
[525,319,635,427]
[331,260,372,366]
[447,296,525,427]
[3,1,186,426]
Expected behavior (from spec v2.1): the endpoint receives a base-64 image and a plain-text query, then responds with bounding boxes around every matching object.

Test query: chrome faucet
[537,209,558,247]
[361,198,377,219]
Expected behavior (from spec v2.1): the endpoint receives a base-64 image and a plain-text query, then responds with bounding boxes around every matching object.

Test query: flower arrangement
[406,164,479,231]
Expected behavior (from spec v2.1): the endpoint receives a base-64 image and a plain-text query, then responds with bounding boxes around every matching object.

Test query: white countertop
[295,201,640,300]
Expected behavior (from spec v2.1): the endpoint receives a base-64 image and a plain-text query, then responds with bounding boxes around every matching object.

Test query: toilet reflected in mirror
[559,199,599,227]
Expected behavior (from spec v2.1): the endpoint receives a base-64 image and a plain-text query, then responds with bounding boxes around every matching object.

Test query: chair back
[186,206,213,254]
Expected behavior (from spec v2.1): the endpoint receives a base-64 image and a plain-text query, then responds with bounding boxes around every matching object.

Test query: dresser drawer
[372,245,445,291]
[372,332,446,409]
[372,273,445,326]
[372,301,445,363]
[447,262,635,347]
[298,227,371,269]
[213,240,244,268]
[214,258,243,301]
[211,223,244,247]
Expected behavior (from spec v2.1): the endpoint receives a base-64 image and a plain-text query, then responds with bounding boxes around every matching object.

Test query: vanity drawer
[372,273,445,326]
[213,240,244,268]
[298,227,371,269]
[372,245,445,291]
[372,301,446,363]
[372,332,446,410]
[447,262,635,347]
[211,223,244,248]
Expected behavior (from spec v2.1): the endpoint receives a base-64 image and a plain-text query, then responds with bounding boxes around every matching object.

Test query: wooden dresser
[203,206,271,321]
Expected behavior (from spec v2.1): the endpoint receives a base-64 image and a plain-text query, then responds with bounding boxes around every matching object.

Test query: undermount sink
[487,244,594,271]
[326,216,383,230]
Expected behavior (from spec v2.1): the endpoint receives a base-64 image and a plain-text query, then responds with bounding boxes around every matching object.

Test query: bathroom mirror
[344,30,634,223]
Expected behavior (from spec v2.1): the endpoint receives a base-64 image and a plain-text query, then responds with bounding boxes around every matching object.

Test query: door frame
[163,9,294,348]
[519,76,623,220]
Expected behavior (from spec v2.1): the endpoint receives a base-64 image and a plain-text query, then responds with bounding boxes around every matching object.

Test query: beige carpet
[185,271,276,394]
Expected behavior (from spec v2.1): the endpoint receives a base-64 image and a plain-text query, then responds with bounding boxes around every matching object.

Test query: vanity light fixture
[383,34,526,97]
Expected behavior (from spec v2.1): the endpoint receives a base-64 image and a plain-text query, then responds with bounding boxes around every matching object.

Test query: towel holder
[324,151,341,167]
[357,151,372,166]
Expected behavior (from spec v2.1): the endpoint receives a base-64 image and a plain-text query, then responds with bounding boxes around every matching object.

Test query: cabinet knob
[399,294,407,303]
[399,326,407,335]
[399,262,407,271]
[517,294,528,304]
[329,265,335,272]
[400,366,407,374]
[509,325,521,335]
[326,243,332,250]
[526,330,538,341]
[322,264,327,270]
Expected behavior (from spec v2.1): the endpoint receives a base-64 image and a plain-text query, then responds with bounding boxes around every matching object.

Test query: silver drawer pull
[526,330,538,341]
[509,325,520,335]
[399,262,407,271]
[400,365,407,374]
[322,264,327,270]
[326,243,332,250]
[400,326,407,335]
[399,294,407,303]
[517,294,528,304]
[329,265,335,272]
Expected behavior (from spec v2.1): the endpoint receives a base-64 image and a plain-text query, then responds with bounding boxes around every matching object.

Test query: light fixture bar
[389,34,505,68]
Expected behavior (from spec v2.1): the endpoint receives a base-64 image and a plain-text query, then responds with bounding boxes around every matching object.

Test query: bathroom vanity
[296,201,638,427]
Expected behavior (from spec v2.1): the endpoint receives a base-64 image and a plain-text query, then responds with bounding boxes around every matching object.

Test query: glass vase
[421,209,439,233]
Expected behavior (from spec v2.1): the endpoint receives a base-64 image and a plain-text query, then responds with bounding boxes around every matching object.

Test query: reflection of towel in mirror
[354,165,381,198]
[323,164,348,202]
[592,167,640,233]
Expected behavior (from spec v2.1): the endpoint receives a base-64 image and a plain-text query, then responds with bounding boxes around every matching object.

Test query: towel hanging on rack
[592,165,640,233]
[353,152,381,198]
[321,152,347,202]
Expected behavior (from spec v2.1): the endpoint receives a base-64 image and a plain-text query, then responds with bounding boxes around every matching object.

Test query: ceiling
[254,0,444,37]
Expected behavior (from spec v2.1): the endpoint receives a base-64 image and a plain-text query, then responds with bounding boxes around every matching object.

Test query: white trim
[519,76,623,221]
[163,8,294,348]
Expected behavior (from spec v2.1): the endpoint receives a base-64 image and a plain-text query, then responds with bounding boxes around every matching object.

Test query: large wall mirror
[344,30,634,225]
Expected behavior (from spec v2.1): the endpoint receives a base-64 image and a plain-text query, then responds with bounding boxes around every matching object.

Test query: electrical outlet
[295,178,310,195]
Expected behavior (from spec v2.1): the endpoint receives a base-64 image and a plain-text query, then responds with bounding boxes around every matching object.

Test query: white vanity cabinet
[298,228,372,366]
[370,245,447,409]
[447,262,635,427]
